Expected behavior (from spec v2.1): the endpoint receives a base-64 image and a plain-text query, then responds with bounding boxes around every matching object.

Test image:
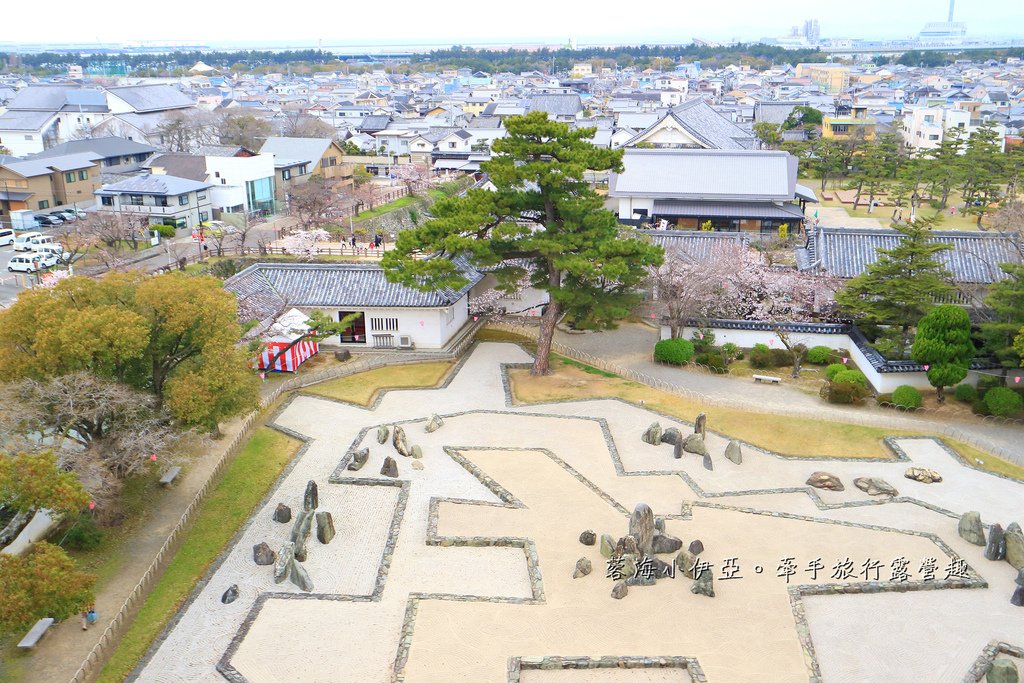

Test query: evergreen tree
[980,263,1024,371]
[958,122,1005,227]
[923,130,965,208]
[911,304,975,403]
[382,112,663,375]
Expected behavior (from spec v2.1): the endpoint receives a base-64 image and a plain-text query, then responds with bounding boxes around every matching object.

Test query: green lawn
[302,361,454,406]
[94,427,300,683]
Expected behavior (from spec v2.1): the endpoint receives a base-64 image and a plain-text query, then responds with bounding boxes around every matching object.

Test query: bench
[159,466,182,487]
[17,618,54,649]
[752,374,782,385]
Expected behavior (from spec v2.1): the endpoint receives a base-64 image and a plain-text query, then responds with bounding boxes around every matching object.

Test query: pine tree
[911,304,975,403]
[980,263,1024,372]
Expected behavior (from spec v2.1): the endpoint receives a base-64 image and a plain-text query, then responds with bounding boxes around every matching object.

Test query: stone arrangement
[905,467,943,483]
[376,425,390,444]
[806,471,844,491]
[393,425,410,457]
[959,511,986,546]
[256,480,338,593]
[272,503,291,524]
[381,456,399,478]
[987,657,1020,683]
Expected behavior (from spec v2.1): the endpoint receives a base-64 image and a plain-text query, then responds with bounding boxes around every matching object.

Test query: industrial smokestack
[948,0,955,22]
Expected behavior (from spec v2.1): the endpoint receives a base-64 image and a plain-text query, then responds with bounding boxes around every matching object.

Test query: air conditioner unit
[397,335,415,350]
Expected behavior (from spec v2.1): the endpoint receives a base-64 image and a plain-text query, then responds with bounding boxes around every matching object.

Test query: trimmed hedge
[824,363,847,381]
[806,345,834,365]
[984,387,1023,417]
[654,338,695,365]
[749,343,773,369]
[832,369,868,388]
[891,385,923,409]
[953,384,978,403]
[694,352,727,374]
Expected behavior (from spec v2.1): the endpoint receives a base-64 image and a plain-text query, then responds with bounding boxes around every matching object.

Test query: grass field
[301,361,454,406]
[94,427,301,683]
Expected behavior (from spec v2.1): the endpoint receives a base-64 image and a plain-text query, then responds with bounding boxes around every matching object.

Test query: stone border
[507,655,708,683]
[961,640,1024,683]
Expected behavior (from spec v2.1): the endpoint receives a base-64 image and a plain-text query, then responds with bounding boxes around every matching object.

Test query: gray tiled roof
[640,230,749,258]
[665,99,756,149]
[0,110,56,131]
[652,200,805,219]
[106,85,195,112]
[526,94,583,117]
[31,136,158,160]
[3,152,101,177]
[804,227,1023,284]
[96,173,212,196]
[259,137,332,166]
[6,85,108,112]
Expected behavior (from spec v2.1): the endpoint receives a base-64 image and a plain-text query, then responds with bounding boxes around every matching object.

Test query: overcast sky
[5,0,1024,46]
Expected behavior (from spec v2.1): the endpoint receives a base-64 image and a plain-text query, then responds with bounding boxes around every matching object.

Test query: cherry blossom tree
[280,228,332,259]
[392,163,433,195]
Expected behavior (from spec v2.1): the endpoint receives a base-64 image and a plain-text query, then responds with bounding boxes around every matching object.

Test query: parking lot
[0,243,36,306]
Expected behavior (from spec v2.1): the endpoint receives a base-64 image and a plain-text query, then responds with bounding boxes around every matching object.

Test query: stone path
[131,343,1024,683]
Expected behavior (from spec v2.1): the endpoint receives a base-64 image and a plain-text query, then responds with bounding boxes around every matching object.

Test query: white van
[7,254,42,273]
[33,243,69,265]
[29,235,54,249]
[0,229,14,247]
[13,232,42,252]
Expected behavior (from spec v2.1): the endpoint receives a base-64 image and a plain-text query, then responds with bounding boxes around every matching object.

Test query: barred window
[369,317,399,332]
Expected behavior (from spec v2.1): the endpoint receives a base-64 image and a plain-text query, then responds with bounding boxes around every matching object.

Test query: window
[369,317,399,332]
[101,196,114,206]
[298,164,308,175]
[38,200,49,209]
[178,194,189,206]
[156,196,169,207]
[197,193,206,200]
[325,156,336,167]
[338,311,366,343]
[929,134,940,141]
[65,172,76,183]
[221,179,226,184]
[78,170,87,181]
[282,169,292,180]
[127,194,143,206]
[214,171,220,178]
[448,142,457,149]
[199,211,209,222]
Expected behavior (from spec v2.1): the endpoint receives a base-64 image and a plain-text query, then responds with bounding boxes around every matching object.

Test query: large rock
[316,511,336,544]
[660,428,682,446]
[682,434,708,457]
[986,523,1007,561]
[905,467,942,484]
[702,454,714,471]
[289,557,313,592]
[272,503,291,524]
[611,580,629,599]
[806,471,844,491]
[694,412,706,438]
[303,480,318,511]
[1005,523,1024,570]
[652,556,674,578]
[691,571,715,597]
[377,425,390,444]
[572,557,592,579]
[291,510,314,562]
[381,456,399,478]
[688,539,704,555]
[854,477,898,497]
[1016,568,1024,587]
[675,549,697,579]
[599,534,615,558]
[642,422,663,445]
[425,414,444,433]
[651,533,683,554]
[579,530,596,546]
[628,503,656,555]
[221,584,239,604]
[654,517,665,533]
[273,542,294,584]
[347,447,369,471]
[724,440,742,465]
[987,659,1020,683]
[253,542,275,566]
[1012,587,1024,607]
[412,461,424,471]
[958,511,986,546]
[615,535,639,557]
[393,425,410,457]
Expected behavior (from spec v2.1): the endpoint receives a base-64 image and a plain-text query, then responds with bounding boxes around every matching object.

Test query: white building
[94,173,213,230]
[902,105,1007,153]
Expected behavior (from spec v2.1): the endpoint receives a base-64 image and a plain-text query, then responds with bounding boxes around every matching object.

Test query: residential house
[258,137,353,203]
[0,85,109,155]
[147,145,277,215]
[94,173,213,230]
[30,136,158,177]
[822,104,877,140]
[621,99,756,150]
[0,152,101,216]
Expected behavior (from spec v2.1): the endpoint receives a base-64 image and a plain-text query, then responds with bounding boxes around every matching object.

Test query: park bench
[752,374,782,385]
[159,466,182,487]
[17,618,54,649]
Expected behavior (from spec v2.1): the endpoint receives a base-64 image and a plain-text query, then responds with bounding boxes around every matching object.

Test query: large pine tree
[980,263,1024,372]
[911,304,975,403]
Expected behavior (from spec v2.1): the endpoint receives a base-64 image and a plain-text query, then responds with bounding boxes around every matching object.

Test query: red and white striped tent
[257,308,319,373]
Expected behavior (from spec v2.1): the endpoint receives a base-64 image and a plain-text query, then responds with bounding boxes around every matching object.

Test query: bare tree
[287,176,347,232]
[217,112,272,149]
[155,109,219,152]
[279,110,335,138]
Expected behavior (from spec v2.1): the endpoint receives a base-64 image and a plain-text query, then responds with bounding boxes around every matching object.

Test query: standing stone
[410,445,423,459]
[682,434,708,457]
[381,456,399,478]
[806,471,844,491]
[316,511,336,544]
[628,503,656,555]
[1012,587,1024,607]
[579,530,596,546]
[393,426,410,457]
[853,477,898,497]
[724,440,742,465]
[958,511,986,546]
[425,414,444,433]
[702,454,714,471]
[642,422,663,445]
[1016,568,1024,587]
[272,503,291,524]
[377,425,390,444]
[572,557,592,578]
[651,533,683,554]
[253,542,276,566]
[611,580,629,599]
[221,584,239,604]
[599,534,615,558]
[694,413,706,438]
[660,428,681,446]
[273,542,294,584]
[303,480,318,511]
[1005,523,1024,570]
[675,549,697,579]
[986,523,1007,561]
[691,571,715,597]
[688,539,704,555]
[673,439,683,460]
[288,557,313,592]
[987,659,1020,683]
[291,510,314,562]
[347,447,369,471]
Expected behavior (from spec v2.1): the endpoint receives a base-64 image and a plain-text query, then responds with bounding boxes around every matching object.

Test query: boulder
[986,523,1007,561]
[412,461,424,471]
[1005,523,1024,570]
[702,454,714,471]
[599,534,615,558]
[652,557,674,578]
[853,477,898,497]
[628,503,656,555]
[905,467,943,484]
[291,510,314,562]
[690,571,715,597]
[289,557,313,592]
[674,549,696,579]
[272,503,291,524]
[347,447,369,471]
[303,480,318,511]
[393,425,410,457]
[806,471,844,491]
[273,542,294,584]
[579,530,596,546]
[572,557,592,579]
[1013,587,1024,608]
[682,434,708,457]
[377,425,390,444]
[616,535,640,557]
[660,428,682,446]
[425,414,444,433]
[642,422,663,445]
[253,542,276,566]
[694,412,706,438]
[724,440,742,465]
[611,580,629,599]
[410,445,423,459]
[987,659,1020,683]
[316,511,336,545]
[381,456,399,478]
[958,511,986,546]
[221,584,239,604]
[619,554,637,581]
[688,539,704,556]
[651,533,683,554]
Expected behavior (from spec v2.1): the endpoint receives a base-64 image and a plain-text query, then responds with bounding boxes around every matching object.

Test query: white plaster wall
[306,296,472,350]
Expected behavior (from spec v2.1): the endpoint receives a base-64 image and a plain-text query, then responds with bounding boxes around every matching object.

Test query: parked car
[0,229,14,247]
[32,250,58,268]
[201,220,237,237]
[34,214,62,227]
[7,254,43,273]
[13,232,42,251]
[29,235,56,250]
[49,210,77,222]
[67,208,88,219]
[33,243,70,264]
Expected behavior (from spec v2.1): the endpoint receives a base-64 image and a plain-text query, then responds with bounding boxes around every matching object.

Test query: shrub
[769,348,791,367]
[976,375,1004,399]
[971,399,990,416]
[749,343,773,369]
[876,393,893,404]
[891,385,923,409]
[0,542,94,631]
[806,346,834,365]
[984,387,1024,417]
[833,370,868,388]
[953,384,978,403]
[720,342,739,365]
[61,518,105,551]
[155,223,176,238]
[695,352,727,374]
[654,338,695,365]
[824,363,848,381]
[691,329,716,353]
[825,380,868,404]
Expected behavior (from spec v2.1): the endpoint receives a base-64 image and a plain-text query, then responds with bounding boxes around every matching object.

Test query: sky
[4,0,1024,46]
